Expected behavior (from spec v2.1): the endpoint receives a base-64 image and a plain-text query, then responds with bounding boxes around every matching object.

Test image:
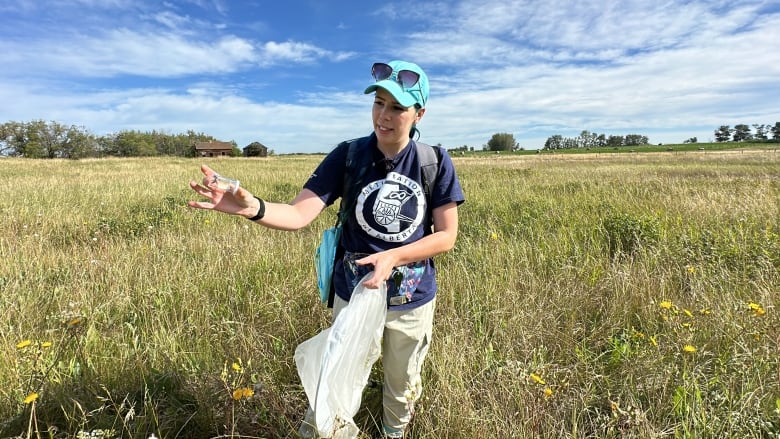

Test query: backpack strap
[327,137,371,308]
[415,142,441,231]
[415,142,440,200]
[337,137,373,227]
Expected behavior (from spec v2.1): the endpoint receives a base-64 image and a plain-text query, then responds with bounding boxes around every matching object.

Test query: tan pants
[333,295,436,434]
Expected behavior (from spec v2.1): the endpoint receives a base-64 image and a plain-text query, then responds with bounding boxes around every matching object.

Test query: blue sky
[1,0,779,153]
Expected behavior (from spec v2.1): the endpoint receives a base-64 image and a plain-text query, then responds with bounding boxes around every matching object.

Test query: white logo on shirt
[356,172,425,242]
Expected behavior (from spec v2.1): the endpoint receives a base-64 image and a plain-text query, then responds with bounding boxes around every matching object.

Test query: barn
[194,141,235,157]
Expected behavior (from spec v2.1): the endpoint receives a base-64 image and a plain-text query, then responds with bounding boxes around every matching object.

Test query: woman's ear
[415,107,426,123]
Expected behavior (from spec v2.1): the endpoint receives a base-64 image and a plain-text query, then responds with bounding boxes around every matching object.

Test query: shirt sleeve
[430,147,465,209]
[302,141,350,207]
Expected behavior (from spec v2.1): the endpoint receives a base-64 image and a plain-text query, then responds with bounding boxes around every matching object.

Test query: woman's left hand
[355,252,397,289]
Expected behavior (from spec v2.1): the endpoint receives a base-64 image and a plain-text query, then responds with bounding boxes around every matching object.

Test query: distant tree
[487,132,518,151]
[110,131,157,157]
[0,121,24,156]
[577,130,598,148]
[0,125,9,155]
[714,125,733,142]
[624,134,649,146]
[732,124,752,142]
[772,122,780,140]
[683,137,698,144]
[752,124,768,141]
[0,120,96,158]
[543,135,564,150]
[59,127,97,159]
[150,130,178,155]
[606,135,624,147]
[447,144,470,153]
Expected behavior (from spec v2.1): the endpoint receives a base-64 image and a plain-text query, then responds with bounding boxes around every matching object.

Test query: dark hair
[409,105,422,139]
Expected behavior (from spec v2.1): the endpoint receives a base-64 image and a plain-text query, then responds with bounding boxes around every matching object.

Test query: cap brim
[364,80,417,108]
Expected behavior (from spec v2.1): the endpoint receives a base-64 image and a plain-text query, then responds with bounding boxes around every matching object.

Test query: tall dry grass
[1,150,778,438]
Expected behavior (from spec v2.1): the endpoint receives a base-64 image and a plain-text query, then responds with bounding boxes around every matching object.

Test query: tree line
[6,120,778,159]
[543,131,649,151]
[0,120,233,159]
[713,123,780,143]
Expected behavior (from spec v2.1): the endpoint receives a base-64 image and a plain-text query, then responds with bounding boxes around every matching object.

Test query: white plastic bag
[295,272,387,438]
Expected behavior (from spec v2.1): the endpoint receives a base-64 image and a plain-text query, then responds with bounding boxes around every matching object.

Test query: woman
[189,60,465,438]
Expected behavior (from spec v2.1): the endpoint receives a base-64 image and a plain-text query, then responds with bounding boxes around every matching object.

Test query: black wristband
[247,196,265,221]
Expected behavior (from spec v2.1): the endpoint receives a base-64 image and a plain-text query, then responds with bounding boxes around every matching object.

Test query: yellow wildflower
[747,303,765,316]
[16,340,32,349]
[232,387,254,400]
[530,373,545,385]
[687,266,696,274]
[659,301,673,310]
[41,341,53,348]
[490,232,498,240]
[231,362,242,372]
[23,393,39,404]
[543,387,553,397]
[683,345,697,353]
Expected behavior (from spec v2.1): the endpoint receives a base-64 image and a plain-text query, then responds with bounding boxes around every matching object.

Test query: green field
[1,149,779,438]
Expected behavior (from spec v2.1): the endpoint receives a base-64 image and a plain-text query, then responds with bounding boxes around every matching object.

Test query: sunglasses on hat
[371,62,420,89]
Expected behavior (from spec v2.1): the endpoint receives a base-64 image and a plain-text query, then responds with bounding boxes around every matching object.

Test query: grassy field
[1,149,779,438]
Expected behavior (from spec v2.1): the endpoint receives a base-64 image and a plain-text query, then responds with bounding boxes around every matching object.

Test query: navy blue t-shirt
[304,134,465,310]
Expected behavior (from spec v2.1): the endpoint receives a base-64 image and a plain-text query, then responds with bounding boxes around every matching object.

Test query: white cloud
[152,10,194,30]
[259,41,341,66]
[0,29,355,78]
[46,30,255,77]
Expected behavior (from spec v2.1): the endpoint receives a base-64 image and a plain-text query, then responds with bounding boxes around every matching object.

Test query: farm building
[243,141,269,157]
[194,141,235,157]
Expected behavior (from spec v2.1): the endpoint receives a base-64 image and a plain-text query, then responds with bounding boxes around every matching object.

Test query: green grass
[1,150,779,438]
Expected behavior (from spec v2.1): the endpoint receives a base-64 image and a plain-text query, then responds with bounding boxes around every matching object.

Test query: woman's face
[372,88,425,151]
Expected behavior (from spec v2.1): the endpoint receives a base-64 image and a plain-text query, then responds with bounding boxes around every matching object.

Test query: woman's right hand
[187,164,260,218]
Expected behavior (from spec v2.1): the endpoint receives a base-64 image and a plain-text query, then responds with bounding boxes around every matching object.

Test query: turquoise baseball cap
[364,60,429,108]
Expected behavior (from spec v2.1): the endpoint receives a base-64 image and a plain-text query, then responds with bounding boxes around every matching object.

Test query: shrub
[603,212,660,258]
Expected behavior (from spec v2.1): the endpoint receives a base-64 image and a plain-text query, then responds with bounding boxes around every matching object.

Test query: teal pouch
[315,225,342,303]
